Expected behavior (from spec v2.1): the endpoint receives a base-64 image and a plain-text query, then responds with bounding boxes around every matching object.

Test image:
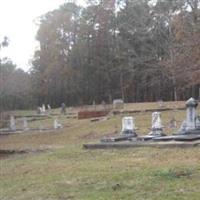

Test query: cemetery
[1,0,200,199]
[1,99,200,199]
[84,98,200,149]
[0,105,64,135]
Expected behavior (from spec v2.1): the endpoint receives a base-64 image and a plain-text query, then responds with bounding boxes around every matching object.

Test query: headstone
[148,112,165,136]
[54,119,62,129]
[23,117,29,131]
[37,106,42,114]
[10,116,16,131]
[47,104,51,114]
[100,116,137,142]
[42,104,46,114]
[152,112,163,129]
[121,116,137,136]
[169,117,177,128]
[185,97,198,130]
[61,103,66,114]
[113,99,124,109]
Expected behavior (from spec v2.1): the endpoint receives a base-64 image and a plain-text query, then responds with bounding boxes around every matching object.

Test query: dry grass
[0,101,200,200]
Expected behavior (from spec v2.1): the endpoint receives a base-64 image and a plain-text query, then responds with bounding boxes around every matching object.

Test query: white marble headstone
[54,119,62,129]
[151,112,163,129]
[42,104,46,113]
[122,116,135,131]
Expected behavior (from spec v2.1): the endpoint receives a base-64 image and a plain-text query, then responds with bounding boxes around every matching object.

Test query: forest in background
[1,0,200,110]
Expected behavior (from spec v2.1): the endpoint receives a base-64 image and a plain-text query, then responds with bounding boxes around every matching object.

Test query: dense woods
[1,0,200,110]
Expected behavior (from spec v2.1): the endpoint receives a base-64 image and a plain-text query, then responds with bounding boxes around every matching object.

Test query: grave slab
[83,140,200,149]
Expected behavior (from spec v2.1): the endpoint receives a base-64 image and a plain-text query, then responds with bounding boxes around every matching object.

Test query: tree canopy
[2,0,200,110]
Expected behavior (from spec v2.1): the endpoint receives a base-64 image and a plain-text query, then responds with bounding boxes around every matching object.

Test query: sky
[0,0,84,71]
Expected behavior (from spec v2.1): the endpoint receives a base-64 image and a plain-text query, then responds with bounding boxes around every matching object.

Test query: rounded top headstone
[186,97,198,108]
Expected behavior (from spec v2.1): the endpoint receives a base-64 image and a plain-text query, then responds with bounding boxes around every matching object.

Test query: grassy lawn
[0,101,200,200]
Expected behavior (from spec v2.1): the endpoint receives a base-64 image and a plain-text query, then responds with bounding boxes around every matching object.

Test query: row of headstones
[39,100,123,114]
[9,116,62,131]
[92,99,124,109]
[121,98,200,136]
[37,104,51,115]
[92,99,164,109]
[121,112,166,136]
[37,103,66,115]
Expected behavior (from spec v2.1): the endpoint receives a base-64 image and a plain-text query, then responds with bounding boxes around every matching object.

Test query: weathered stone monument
[121,116,137,136]
[177,97,200,134]
[148,112,165,136]
[113,99,124,109]
[186,97,197,130]
[10,116,16,131]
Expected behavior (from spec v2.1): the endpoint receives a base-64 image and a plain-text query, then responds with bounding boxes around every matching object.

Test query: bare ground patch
[0,145,64,160]
[79,131,118,140]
